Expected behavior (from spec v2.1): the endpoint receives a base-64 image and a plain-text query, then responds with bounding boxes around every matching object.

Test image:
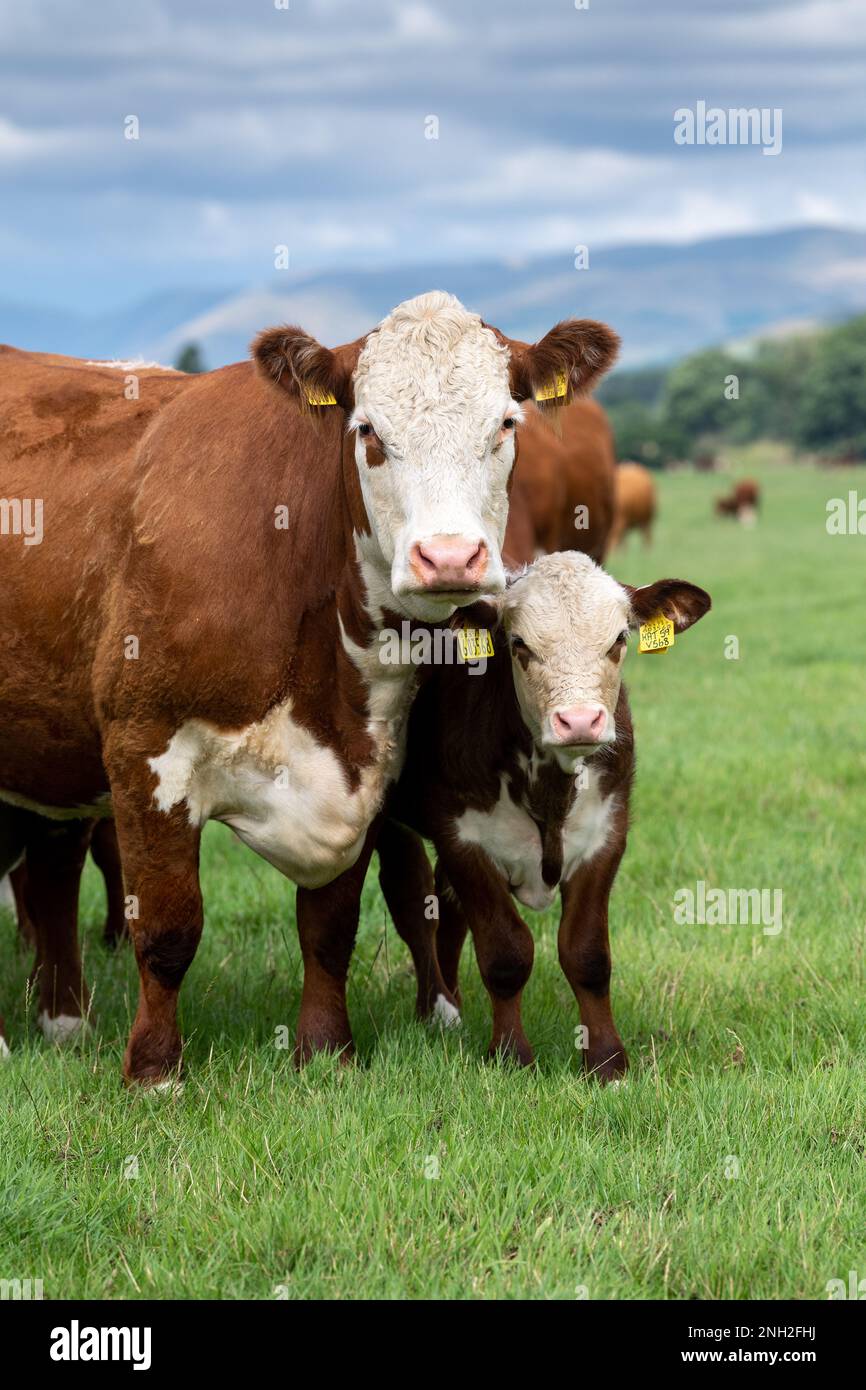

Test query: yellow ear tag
[534,370,568,403]
[305,388,338,406]
[638,614,675,654]
[456,628,494,662]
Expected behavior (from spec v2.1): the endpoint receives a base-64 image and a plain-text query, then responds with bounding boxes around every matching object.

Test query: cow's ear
[508,319,620,408]
[625,579,711,633]
[252,326,365,410]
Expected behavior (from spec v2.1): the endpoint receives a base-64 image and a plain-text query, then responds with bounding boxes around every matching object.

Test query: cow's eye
[357,422,373,438]
[608,630,628,659]
[501,417,516,431]
[510,634,534,661]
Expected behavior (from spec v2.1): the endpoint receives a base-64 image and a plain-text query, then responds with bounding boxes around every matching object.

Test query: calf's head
[253,292,618,621]
[499,552,711,771]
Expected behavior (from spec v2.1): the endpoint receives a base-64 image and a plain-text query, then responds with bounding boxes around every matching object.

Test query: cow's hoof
[39,1012,88,1045]
[429,993,462,1029]
[586,1047,629,1085]
[294,1033,355,1067]
[487,1036,534,1068]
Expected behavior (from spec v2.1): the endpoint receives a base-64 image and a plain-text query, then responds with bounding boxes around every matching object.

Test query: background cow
[715,478,761,525]
[609,460,657,548]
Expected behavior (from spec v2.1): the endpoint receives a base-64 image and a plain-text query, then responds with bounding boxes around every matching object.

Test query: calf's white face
[351,293,518,620]
[500,552,711,772]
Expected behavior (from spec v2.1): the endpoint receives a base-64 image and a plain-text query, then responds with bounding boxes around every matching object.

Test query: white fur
[0,875,15,911]
[39,1012,87,1044]
[432,993,461,1027]
[0,1036,10,1059]
[351,292,515,618]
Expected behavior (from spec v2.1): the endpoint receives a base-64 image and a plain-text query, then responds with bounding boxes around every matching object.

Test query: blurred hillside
[4,226,866,372]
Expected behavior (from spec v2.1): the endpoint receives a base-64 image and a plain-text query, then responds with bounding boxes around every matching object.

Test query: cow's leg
[444,849,534,1065]
[108,770,202,1086]
[0,806,31,1054]
[90,819,128,947]
[24,817,92,1042]
[10,860,34,944]
[433,860,469,1006]
[559,846,628,1084]
[376,821,458,1024]
[294,824,380,1064]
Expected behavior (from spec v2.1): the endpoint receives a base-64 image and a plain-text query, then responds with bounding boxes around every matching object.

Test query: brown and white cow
[504,398,617,565]
[715,478,760,525]
[358,554,710,1079]
[0,292,618,1076]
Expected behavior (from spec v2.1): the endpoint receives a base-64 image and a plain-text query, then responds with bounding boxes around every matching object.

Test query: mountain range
[3,226,866,372]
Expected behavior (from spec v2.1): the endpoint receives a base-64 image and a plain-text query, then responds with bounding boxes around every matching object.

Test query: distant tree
[608,400,687,468]
[660,348,743,446]
[794,315,866,458]
[174,342,206,374]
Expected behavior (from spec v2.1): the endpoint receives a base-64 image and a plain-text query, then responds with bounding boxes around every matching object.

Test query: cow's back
[0,347,192,802]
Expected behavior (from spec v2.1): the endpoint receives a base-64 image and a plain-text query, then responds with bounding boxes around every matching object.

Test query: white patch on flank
[0,1036,10,1059]
[432,993,461,1028]
[148,624,418,891]
[457,774,555,911]
[561,765,618,880]
[39,1012,87,1044]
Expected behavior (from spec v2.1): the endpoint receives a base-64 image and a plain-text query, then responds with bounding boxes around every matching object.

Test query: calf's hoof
[426,991,462,1029]
[294,1030,355,1067]
[123,1032,183,1089]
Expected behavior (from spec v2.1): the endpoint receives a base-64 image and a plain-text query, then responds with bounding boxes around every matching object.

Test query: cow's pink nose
[552,705,607,744]
[409,536,488,590]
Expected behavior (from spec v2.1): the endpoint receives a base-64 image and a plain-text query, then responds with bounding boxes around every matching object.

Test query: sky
[1,0,864,315]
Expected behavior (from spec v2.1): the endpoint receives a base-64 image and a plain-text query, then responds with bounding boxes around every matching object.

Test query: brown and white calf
[368,553,711,1079]
[0,293,618,1074]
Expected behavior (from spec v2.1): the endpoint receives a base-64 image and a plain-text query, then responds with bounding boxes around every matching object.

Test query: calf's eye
[502,417,516,431]
[357,422,373,438]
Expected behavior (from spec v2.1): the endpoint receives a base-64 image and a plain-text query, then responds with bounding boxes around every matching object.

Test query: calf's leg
[559,845,628,1083]
[432,860,469,1006]
[444,848,534,1065]
[376,820,458,1023]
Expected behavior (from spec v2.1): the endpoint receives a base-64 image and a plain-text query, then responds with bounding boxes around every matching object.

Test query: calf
[715,478,760,525]
[372,554,710,1078]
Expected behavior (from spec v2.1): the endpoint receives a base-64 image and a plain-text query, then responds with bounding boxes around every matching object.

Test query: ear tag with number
[305,388,338,406]
[638,613,675,654]
[456,628,494,662]
[534,370,568,403]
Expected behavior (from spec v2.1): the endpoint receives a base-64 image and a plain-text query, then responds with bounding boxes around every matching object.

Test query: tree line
[598,311,866,467]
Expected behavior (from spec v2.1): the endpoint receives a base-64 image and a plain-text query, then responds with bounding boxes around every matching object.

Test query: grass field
[2,457,864,1301]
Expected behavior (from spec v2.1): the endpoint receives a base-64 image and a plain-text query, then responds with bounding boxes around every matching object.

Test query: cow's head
[498,552,711,772]
[253,292,619,621]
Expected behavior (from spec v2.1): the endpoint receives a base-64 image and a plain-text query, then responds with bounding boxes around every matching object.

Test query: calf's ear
[252,326,367,410]
[506,319,620,407]
[626,579,712,633]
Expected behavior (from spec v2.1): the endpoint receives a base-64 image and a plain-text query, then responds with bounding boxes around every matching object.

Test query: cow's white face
[501,553,632,772]
[350,292,516,620]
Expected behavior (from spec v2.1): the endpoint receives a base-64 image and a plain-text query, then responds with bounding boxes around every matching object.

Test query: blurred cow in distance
[609,461,657,548]
[716,478,761,526]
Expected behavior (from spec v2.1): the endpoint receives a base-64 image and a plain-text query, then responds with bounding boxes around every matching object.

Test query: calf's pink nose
[409,535,488,590]
[552,705,607,744]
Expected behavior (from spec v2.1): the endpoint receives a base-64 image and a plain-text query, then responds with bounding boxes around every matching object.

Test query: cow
[7,820,126,948]
[0,292,619,1077]
[715,478,760,526]
[504,399,617,564]
[307,553,711,1079]
[609,461,657,548]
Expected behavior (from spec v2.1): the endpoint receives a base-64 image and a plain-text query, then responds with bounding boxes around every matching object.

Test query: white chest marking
[455,764,617,910]
[148,627,417,889]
